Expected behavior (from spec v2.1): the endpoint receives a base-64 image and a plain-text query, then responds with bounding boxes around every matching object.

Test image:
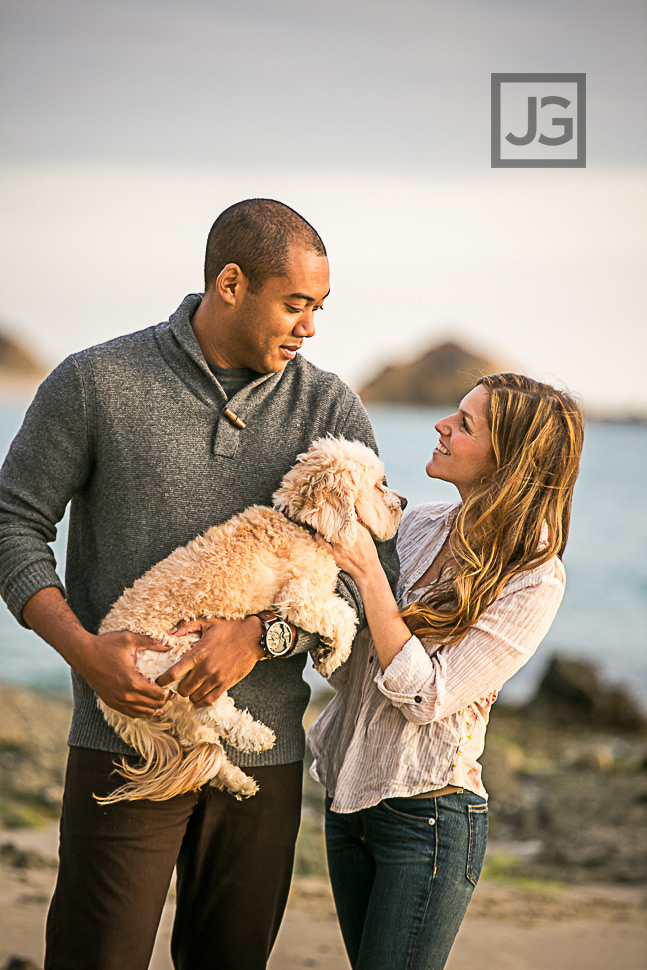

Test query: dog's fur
[97,437,403,803]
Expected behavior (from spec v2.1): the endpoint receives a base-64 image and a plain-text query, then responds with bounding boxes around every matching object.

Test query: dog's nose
[399,493,408,511]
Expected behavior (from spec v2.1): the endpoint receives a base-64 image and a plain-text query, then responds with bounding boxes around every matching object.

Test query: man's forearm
[22,586,94,671]
[22,587,172,717]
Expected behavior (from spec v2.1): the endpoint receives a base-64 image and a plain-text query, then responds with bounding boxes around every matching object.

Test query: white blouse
[308,502,565,814]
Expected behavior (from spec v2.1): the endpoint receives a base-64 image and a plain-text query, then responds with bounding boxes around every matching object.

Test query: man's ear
[215,262,248,306]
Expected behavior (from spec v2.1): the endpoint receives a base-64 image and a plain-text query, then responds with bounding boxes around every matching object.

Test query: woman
[309,373,584,970]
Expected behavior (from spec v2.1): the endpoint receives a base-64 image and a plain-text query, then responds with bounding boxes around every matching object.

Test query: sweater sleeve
[0,354,94,625]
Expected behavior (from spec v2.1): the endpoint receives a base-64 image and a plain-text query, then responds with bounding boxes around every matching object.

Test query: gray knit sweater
[0,294,398,766]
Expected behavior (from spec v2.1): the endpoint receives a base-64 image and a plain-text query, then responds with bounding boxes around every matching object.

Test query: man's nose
[294,311,316,338]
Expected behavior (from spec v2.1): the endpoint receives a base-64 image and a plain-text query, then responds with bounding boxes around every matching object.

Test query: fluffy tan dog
[97,436,403,803]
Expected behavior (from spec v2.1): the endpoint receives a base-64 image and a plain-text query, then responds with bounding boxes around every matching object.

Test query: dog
[96,436,404,803]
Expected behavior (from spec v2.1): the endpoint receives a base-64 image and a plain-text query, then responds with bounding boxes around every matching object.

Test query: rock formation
[525,655,647,733]
[358,340,503,406]
[0,328,45,388]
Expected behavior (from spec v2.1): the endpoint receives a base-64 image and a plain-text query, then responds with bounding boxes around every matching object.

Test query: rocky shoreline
[0,687,69,831]
[1,658,646,969]
[1,657,646,885]
[298,655,647,887]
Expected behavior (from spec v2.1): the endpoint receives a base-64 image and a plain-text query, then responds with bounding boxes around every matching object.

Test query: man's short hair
[204,199,327,293]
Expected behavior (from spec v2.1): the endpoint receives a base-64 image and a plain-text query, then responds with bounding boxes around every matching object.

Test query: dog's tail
[95,746,224,804]
[94,713,254,804]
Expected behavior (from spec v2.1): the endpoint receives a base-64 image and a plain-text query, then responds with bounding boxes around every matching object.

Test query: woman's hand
[317,520,412,672]
[315,521,381,588]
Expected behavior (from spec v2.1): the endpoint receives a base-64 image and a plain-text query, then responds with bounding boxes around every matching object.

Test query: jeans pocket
[380,797,437,824]
[466,803,488,886]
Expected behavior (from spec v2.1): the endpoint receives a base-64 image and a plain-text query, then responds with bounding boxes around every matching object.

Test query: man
[0,199,397,970]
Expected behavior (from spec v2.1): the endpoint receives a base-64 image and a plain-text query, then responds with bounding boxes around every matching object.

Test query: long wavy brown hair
[401,374,584,645]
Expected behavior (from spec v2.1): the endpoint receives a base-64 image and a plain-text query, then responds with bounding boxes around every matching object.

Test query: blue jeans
[325,791,488,970]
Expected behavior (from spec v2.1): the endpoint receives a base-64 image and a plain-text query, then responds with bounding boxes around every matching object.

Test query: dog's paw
[228,720,276,753]
[210,761,259,799]
[202,696,276,752]
[312,639,352,678]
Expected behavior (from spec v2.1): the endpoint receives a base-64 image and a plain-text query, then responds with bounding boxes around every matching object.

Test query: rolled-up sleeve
[375,566,565,724]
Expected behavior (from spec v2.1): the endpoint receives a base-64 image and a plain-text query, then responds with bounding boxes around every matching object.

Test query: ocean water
[0,398,646,708]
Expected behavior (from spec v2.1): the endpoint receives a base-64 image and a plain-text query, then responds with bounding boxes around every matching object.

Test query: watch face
[266,621,293,655]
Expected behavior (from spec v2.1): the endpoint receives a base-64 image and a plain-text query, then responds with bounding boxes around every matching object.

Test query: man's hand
[156,616,265,707]
[77,631,174,719]
[21,587,173,719]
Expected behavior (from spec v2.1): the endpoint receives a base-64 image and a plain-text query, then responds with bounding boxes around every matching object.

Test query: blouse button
[414,695,422,703]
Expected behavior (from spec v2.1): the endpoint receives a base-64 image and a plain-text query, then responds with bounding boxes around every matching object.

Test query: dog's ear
[272,441,359,544]
[310,476,358,545]
[272,460,311,521]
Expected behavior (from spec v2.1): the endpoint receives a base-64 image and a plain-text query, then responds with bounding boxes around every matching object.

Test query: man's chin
[266,357,291,374]
[254,350,296,374]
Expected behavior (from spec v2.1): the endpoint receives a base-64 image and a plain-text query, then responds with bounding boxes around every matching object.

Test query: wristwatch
[256,611,295,659]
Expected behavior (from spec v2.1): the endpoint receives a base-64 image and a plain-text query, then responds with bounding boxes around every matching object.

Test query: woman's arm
[318,524,565,725]
[316,522,412,671]
[375,569,564,723]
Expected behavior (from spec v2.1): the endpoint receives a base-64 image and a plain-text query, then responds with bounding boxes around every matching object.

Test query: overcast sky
[1,0,646,412]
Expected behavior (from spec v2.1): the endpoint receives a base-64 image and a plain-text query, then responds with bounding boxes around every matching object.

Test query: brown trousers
[45,747,303,970]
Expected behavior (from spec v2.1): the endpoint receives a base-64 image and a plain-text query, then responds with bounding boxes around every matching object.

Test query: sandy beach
[0,822,645,970]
